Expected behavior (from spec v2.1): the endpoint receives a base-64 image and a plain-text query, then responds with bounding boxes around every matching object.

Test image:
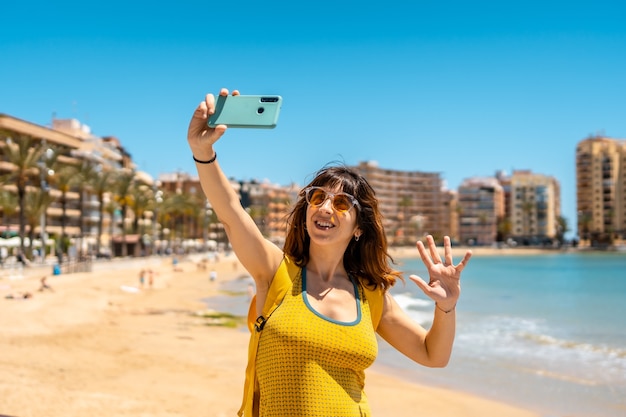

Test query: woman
[187,89,472,417]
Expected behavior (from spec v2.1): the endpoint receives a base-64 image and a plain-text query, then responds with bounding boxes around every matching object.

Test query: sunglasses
[303,186,361,213]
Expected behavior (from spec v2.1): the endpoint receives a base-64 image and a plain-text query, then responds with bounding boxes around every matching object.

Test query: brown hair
[283,164,402,290]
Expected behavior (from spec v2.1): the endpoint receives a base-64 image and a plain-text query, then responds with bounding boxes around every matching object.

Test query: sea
[206,251,626,417]
[377,251,626,417]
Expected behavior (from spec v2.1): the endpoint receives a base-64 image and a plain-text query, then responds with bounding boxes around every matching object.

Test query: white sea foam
[456,314,626,386]
[390,292,433,326]
[386,253,626,416]
[392,292,432,309]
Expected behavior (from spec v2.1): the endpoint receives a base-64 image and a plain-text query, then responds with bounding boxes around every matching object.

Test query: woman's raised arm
[187,89,283,288]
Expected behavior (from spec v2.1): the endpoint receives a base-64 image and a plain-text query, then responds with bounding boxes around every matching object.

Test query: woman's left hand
[409,235,472,311]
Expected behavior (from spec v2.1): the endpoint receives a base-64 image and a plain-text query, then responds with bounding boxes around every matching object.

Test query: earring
[355,235,360,242]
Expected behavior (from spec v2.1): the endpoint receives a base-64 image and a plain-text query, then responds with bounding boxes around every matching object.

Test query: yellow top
[255,267,378,416]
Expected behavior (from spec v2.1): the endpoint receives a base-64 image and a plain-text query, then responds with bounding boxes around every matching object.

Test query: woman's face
[303,185,361,247]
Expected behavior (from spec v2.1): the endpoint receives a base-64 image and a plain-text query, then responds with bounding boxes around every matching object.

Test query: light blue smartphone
[207,95,282,129]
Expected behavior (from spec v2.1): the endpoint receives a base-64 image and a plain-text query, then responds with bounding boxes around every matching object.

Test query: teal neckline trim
[301,267,362,326]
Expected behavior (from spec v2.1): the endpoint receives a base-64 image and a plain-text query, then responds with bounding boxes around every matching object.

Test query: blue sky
[2,1,625,237]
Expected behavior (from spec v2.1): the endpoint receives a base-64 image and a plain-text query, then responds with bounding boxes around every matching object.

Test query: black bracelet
[436,303,456,314]
[193,152,217,164]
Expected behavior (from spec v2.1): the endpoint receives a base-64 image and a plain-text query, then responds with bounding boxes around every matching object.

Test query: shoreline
[1,254,540,417]
[388,244,579,259]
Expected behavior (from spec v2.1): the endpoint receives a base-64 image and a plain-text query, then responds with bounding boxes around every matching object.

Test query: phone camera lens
[257,107,265,114]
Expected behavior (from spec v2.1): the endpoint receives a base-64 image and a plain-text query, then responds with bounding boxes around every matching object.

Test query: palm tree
[70,159,99,257]
[247,205,268,237]
[161,190,196,252]
[50,164,76,256]
[0,190,19,232]
[578,211,592,243]
[112,169,136,257]
[0,136,44,257]
[24,188,54,258]
[129,183,153,255]
[91,168,115,256]
[555,216,569,247]
[188,192,209,241]
[496,216,512,242]
[129,184,153,234]
[104,198,118,256]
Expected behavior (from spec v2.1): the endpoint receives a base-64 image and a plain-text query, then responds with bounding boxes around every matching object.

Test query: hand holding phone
[208,95,282,129]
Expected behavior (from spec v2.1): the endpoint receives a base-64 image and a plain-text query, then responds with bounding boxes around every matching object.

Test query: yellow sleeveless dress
[255,267,378,417]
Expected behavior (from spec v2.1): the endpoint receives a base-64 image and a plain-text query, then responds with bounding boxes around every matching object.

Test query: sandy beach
[0,251,541,417]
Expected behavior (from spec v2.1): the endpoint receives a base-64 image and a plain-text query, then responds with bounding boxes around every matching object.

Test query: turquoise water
[375,251,626,417]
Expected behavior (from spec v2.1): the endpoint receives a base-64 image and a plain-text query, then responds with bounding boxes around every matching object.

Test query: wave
[390,292,433,326]
[392,292,432,309]
[519,331,626,359]
[386,289,626,386]
[460,315,626,359]
[516,366,602,386]
[457,314,626,385]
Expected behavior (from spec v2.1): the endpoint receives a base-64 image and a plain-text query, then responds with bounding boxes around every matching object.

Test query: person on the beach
[147,268,155,288]
[5,291,33,299]
[187,88,472,417]
[138,269,146,288]
[38,276,54,292]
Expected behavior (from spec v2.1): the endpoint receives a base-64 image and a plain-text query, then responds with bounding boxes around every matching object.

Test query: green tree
[247,205,269,237]
[49,164,76,255]
[0,136,44,257]
[185,192,202,243]
[70,159,99,257]
[496,216,512,242]
[555,216,569,246]
[111,169,137,257]
[91,168,115,256]
[129,183,153,254]
[0,190,19,231]
[160,190,196,252]
[104,198,118,256]
[23,188,54,258]
[578,211,592,243]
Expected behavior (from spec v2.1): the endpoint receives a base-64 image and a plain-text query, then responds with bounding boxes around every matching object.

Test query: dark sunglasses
[303,186,360,213]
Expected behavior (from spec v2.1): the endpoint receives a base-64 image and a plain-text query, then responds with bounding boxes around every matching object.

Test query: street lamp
[38,145,54,263]
[152,181,163,255]
[204,200,213,251]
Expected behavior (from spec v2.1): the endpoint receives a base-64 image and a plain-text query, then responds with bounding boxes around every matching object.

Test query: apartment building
[156,174,298,248]
[240,180,300,246]
[0,112,169,260]
[457,177,504,245]
[51,122,136,251]
[353,161,455,244]
[158,162,459,249]
[509,170,561,243]
[0,115,133,251]
[576,135,626,246]
[1,115,79,241]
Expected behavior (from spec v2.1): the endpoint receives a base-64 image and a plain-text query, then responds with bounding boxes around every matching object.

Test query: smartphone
[207,95,282,129]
